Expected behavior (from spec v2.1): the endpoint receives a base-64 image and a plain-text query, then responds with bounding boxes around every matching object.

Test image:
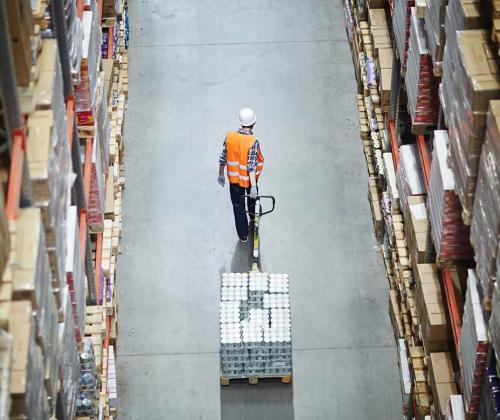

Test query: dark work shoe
[239,236,248,243]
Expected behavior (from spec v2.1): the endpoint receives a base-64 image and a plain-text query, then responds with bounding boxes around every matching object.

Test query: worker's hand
[249,186,257,199]
[218,175,225,187]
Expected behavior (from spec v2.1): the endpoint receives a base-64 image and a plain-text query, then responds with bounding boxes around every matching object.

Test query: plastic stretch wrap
[459,270,489,416]
[405,8,439,127]
[470,102,500,301]
[96,72,111,169]
[392,0,415,70]
[396,143,426,220]
[57,286,79,420]
[478,355,500,420]
[76,339,97,416]
[27,40,71,291]
[66,206,85,342]
[9,301,50,419]
[0,330,12,419]
[428,130,473,261]
[12,208,59,408]
[423,0,446,64]
[88,133,105,232]
[76,0,101,125]
[343,0,355,44]
[441,30,500,217]
[65,0,83,83]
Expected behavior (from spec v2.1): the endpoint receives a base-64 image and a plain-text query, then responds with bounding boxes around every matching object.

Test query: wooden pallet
[220,373,292,386]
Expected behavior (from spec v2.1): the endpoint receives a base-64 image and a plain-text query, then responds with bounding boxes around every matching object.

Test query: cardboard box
[6,0,33,86]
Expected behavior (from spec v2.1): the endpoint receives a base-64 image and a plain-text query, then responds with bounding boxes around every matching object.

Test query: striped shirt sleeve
[219,137,227,166]
[247,140,260,172]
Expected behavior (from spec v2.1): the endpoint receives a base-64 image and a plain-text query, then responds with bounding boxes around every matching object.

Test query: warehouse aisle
[117,1,401,419]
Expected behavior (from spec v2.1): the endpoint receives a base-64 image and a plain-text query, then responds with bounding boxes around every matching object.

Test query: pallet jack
[220,195,293,385]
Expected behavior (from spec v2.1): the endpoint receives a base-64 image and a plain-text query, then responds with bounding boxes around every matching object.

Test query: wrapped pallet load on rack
[396,143,426,220]
[405,8,439,130]
[76,1,101,128]
[65,206,85,342]
[423,0,446,69]
[440,30,500,222]
[65,0,83,83]
[470,101,500,306]
[459,270,489,417]
[428,130,473,262]
[57,285,79,419]
[414,264,448,353]
[28,39,71,296]
[10,208,58,418]
[393,0,415,71]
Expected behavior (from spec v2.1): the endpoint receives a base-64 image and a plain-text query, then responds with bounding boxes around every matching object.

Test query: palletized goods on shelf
[57,285,79,420]
[344,0,500,418]
[423,0,446,69]
[27,39,71,296]
[405,8,439,129]
[393,0,415,71]
[441,30,500,222]
[76,2,101,128]
[396,143,426,219]
[428,130,473,262]
[470,101,500,305]
[459,270,489,417]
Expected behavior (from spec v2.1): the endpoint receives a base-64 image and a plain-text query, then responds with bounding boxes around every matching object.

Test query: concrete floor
[117,1,401,419]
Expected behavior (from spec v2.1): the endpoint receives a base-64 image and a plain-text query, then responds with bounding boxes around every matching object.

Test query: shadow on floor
[221,381,294,420]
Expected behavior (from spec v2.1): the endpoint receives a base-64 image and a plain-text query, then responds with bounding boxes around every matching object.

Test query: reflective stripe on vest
[225,131,264,188]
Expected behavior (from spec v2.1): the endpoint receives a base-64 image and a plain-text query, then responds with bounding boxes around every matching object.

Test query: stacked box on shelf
[396,143,426,220]
[368,9,391,58]
[96,72,111,169]
[459,270,489,417]
[445,0,490,59]
[56,285,79,420]
[87,132,106,232]
[28,39,71,293]
[428,130,474,262]
[478,354,500,419]
[423,0,447,69]
[76,0,101,128]
[441,30,500,222]
[414,264,449,353]
[490,277,500,365]
[10,208,60,413]
[0,330,13,419]
[445,394,465,419]
[9,301,50,419]
[0,181,10,277]
[392,0,415,71]
[5,0,33,87]
[65,206,85,342]
[397,339,412,415]
[404,195,427,267]
[65,0,84,83]
[470,101,500,305]
[405,8,439,130]
[428,352,457,419]
[377,48,393,112]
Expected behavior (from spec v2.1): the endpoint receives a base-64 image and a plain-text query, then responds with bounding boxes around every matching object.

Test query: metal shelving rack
[0,0,125,415]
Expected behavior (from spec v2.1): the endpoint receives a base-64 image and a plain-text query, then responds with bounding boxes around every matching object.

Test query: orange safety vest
[225,131,264,188]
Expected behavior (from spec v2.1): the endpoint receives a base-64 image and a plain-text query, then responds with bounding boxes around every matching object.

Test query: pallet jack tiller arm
[242,195,275,272]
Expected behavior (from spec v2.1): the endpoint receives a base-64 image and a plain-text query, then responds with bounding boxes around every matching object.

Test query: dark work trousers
[229,183,257,240]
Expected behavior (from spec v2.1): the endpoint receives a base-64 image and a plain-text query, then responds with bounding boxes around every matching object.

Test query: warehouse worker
[218,108,264,242]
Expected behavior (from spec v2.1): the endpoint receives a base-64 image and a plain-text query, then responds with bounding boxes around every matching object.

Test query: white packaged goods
[220,273,292,377]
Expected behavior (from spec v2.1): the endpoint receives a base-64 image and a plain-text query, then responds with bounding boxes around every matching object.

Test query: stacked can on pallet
[220,273,292,378]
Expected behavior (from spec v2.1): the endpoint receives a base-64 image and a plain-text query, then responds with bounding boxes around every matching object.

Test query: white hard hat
[238,108,256,127]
